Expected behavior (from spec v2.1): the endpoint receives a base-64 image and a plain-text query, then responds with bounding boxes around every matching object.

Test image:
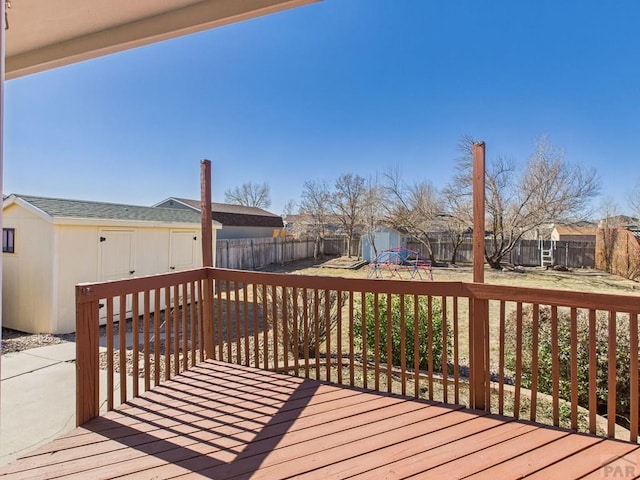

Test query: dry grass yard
[264,257,640,361]
[267,257,640,296]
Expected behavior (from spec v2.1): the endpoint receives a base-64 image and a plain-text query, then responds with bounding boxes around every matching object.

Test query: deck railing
[76,267,640,442]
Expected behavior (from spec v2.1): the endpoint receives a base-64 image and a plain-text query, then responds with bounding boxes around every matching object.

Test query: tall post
[200,160,215,359]
[472,142,485,283]
[201,159,213,268]
[471,141,488,410]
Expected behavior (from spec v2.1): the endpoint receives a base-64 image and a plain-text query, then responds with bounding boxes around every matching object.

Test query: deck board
[1,360,639,479]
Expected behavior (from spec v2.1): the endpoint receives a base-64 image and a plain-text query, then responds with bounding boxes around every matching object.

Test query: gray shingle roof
[160,197,284,228]
[172,198,279,217]
[11,194,203,224]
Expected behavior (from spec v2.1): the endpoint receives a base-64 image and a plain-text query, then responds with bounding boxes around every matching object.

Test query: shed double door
[169,230,198,272]
[98,229,135,325]
[99,229,135,281]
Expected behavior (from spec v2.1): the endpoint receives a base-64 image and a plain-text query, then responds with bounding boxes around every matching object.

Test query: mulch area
[1,328,75,355]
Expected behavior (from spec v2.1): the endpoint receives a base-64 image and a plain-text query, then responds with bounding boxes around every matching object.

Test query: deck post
[201,160,215,358]
[201,159,213,268]
[471,142,488,410]
[76,286,100,426]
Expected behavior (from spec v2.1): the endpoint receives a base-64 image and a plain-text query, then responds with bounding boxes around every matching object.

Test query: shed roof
[5,194,221,226]
[159,197,284,228]
[553,224,597,236]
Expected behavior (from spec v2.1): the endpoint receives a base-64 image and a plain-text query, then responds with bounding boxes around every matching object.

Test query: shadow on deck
[4,361,640,479]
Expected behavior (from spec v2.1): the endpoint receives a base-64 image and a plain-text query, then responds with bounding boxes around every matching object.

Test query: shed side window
[3,228,15,253]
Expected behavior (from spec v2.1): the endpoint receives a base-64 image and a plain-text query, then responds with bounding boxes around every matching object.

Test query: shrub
[504,306,633,428]
[353,293,449,371]
[258,286,346,357]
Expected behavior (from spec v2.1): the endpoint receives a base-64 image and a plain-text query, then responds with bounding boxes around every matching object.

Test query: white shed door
[170,230,198,271]
[99,229,135,281]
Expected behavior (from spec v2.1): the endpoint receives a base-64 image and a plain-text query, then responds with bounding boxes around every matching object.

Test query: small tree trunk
[485,254,502,270]
[313,235,320,260]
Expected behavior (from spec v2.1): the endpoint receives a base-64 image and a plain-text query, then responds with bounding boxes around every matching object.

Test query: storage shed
[361,227,409,262]
[2,194,221,334]
[550,224,597,242]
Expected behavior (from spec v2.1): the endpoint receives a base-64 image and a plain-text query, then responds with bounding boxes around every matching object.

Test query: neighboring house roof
[4,194,221,227]
[156,197,284,228]
[553,224,597,236]
[598,215,640,228]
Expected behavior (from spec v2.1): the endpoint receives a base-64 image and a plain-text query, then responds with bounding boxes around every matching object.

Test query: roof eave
[6,0,320,80]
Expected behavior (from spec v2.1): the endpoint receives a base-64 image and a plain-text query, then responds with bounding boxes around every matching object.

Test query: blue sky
[5,0,640,216]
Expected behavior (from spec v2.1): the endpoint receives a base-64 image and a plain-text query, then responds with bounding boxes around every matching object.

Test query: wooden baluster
[530,304,540,422]
[442,296,448,404]
[588,309,597,435]
[608,310,617,438]
[153,288,161,385]
[143,290,151,391]
[106,298,114,412]
[399,294,406,396]
[570,307,578,431]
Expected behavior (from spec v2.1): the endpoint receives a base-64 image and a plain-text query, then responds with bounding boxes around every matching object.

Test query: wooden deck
[2,361,640,480]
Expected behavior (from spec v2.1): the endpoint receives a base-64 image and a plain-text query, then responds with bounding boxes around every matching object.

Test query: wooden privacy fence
[215,237,347,270]
[77,267,640,442]
[596,228,640,281]
[408,239,596,268]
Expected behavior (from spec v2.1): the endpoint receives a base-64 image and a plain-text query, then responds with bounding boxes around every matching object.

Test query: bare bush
[257,286,347,357]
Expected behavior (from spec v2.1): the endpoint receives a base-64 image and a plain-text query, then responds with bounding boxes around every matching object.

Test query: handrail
[76,266,640,442]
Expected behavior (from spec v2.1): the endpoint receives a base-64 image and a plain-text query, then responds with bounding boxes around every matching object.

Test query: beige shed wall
[54,225,101,333]
[53,225,205,334]
[3,199,217,334]
[2,204,55,333]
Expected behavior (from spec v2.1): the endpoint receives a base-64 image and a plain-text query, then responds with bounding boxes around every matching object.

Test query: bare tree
[441,137,475,264]
[437,206,472,264]
[454,134,600,269]
[597,197,624,272]
[300,179,332,260]
[331,173,366,257]
[628,180,640,220]
[361,176,387,260]
[282,199,297,217]
[385,168,442,263]
[224,182,271,209]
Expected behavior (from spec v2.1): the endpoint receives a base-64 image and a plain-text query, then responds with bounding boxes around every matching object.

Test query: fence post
[76,285,100,426]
